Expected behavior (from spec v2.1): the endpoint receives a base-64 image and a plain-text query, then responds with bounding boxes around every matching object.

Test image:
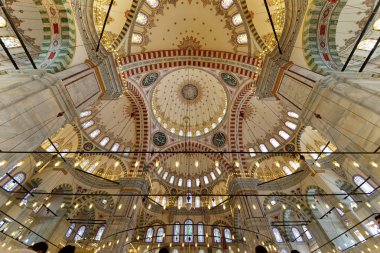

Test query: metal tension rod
[0,37,18,69]
[257,169,304,186]
[263,0,282,54]
[342,0,380,71]
[344,176,370,199]
[319,207,335,219]
[313,141,330,162]
[359,35,380,72]
[48,138,67,163]
[96,0,114,52]
[5,173,34,197]
[0,0,37,69]
[75,168,120,185]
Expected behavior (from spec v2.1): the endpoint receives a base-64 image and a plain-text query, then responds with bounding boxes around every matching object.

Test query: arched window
[285,121,297,130]
[111,143,120,152]
[86,164,96,173]
[65,223,75,238]
[215,167,221,175]
[292,227,303,242]
[187,179,192,187]
[195,196,201,208]
[224,228,232,243]
[283,166,292,175]
[213,228,221,243]
[169,176,175,184]
[79,111,92,118]
[353,175,375,195]
[198,223,205,243]
[145,227,154,242]
[184,220,193,242]
[99,137,110,147]
[302,225,312,240]
[162,171,168,180]
[3,173,25,192]
[90,129,100,138]
[173,222,180,243]
[195,178,201,187]
[270,138,280,148]
[288,112,299,118]
[279,130,290,140]
[210,172,216,180]
[211,198,217,207]
[289,161,300,170]
[157,167,163,174]
[46,143,58,152]
[248,147,256,157]
[82,120,94,129]
[161,197,166,207]
[259,144,268,152]
[155,196,160,203]
[336,207,345,216]
[136,12,148,25]
[146,0,159,9]
[123,146,130,157]
[156,227,165,243]
[178,178,183,187]
[221,0,234,9]
[95,226,105,241]
[178,197,183,209]
[272,228,283,243]
[74,225,86,241]
[0,37,21,48]
[203,176,209,185]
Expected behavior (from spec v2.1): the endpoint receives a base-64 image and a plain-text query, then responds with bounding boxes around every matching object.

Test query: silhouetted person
[158,247,169,253]
[58,245,75,253]
[255,245,268,253]
[291,250,301,253]
[14,241,48,253]
[375,214,380,226]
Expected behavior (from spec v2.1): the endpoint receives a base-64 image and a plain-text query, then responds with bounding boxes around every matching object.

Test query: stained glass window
[302,225,312,240]
[353,175,375,195]
[79,111,91,118]
[198,223,205,243]
[169,176,175,184]
[213,228,221,243]
[196,178,201,187]
[162,171,168,180]
[357,39,377,51]
[111,143,120,152]
[288,111,299,118]
[132,33,143,44]
[74,225,86,241]
[184,220,193,242]
[146,0,159,8]
[210,172,216,180]
[249,147,256,157]
[95,226,105,241]
[65,223,75,238]
[156,227,164,243]
[279,131,290,140]
[273,228,283,242]
[0,16,6,28]
[90,129,100,138]
[203,176,209,184]
[283,166,292,175]
[232,13,243,26]
[136,12,148,25]
[259,144,268,152]
[195,196,201,208]
[292,227,303,242]
[270,138,280,148]
[237,33,248,44]
[1,36,21,48]
[187,179,192,187]
[221,0,234,9]
[285,121,297,130]
[224,228,232,243]
[215,167,221,175]
[145,227,154,242]
[178,178,183,187]
[3,173,25,192]
[173,222,180,242]
[99,137,110,147]
[82,120,94,129]
[374,18,380,31]
[178,196,183,209]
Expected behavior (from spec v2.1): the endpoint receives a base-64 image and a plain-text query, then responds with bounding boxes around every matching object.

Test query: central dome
[152,68,227,137]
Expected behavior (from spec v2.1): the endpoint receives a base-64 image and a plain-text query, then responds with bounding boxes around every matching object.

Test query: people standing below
[255,245,268,253]
[58,245,76,253]
[14,242,48,253]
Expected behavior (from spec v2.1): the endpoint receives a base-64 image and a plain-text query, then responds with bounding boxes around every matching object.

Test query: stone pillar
[0,61,104,175]
[99,178,149,253]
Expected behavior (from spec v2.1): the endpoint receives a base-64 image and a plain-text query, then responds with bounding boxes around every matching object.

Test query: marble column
[0,61,105,176]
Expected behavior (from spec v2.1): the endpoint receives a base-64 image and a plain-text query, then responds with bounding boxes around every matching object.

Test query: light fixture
[175,161,179,167]
[353,161,359,167]
[36,161,43,167]
[195,160,199,167]
[370,161,378,168]
[0,160,6,166]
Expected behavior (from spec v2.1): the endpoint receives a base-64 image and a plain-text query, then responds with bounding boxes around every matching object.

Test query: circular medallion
[181,84,198,100]
[212,132,226,147]
[221,73,238,86]
[142,72,159,87]
[285,144,295,152]
[83,142,94,151]
[153,132,167,146]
